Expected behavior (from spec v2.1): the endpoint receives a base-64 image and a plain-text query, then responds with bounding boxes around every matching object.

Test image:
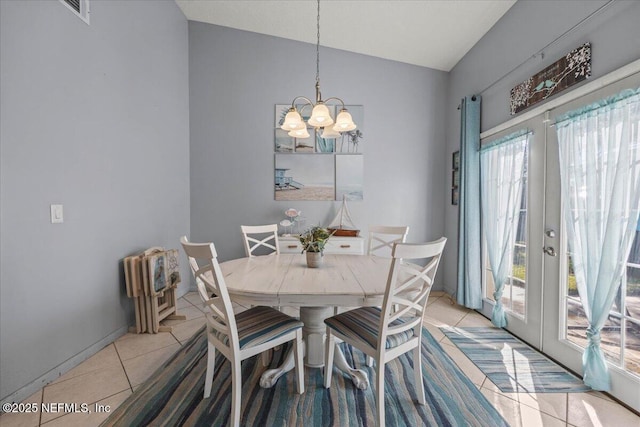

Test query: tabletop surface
[220,253,392,307]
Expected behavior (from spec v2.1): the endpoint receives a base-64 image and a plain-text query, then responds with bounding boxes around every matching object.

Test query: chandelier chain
[279,0,356,134]
[316,0,320,84]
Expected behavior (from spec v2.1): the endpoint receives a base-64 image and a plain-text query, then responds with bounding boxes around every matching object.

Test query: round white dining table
[220,253,392,390]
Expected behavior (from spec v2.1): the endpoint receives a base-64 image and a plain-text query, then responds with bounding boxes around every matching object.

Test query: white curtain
[481,130,530,327]
[555,88,640,390]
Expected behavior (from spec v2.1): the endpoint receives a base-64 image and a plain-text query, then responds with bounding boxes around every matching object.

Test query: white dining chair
[362,225,410,365]
[241,224,280,257]
[367,225,410,257]
[241,224,286,366]
[180,236,304,427]
[323,238,446,427]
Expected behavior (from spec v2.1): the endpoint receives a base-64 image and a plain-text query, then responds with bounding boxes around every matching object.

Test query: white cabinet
[278,236,364,255]
[279,237,304,253]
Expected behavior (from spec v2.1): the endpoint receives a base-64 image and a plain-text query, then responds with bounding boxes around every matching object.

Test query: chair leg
[324,328,335,388]
[293,330,305,394]
[413,344,425,405]
[230,358,242,427]
[261,350,271,367]
[204,340,215,398]
[375,361,385,427]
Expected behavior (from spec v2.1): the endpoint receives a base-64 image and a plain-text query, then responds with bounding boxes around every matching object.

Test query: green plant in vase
[299,226,334,267]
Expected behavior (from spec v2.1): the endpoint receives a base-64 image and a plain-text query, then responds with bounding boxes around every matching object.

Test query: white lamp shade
[321,126,341,139]
[308,103,334,127]
[333,110,356,132]
[281,110,306,131]
[288,127,311,138]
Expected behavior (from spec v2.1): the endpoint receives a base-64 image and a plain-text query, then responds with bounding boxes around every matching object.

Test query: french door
[479,72,640,411]
[479,116,546,348]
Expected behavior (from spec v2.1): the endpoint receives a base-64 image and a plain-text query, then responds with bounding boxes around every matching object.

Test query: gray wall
[443,0,640,296]
[0,1,190,401]
[189,23,448,266]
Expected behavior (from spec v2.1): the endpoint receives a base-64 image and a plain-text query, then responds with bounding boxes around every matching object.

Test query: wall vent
[59,0,90,25]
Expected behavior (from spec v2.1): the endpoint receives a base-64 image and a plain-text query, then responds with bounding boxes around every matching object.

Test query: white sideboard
[279,236,364,255]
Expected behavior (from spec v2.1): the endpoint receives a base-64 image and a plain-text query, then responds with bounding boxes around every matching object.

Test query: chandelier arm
[290,96,314,110]
[323,97,347,109]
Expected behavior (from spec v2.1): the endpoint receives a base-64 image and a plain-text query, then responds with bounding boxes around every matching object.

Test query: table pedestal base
[258,306,369,390]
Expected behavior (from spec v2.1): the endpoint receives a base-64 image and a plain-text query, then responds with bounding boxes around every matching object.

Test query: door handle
[543,246,557,257]
[545,229,556,238]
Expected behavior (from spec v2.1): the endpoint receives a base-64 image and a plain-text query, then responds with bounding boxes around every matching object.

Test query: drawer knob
[340,245,351,248]
[287,245,298,249]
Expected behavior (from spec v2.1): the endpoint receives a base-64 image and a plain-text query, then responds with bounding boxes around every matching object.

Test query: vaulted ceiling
[175,0,516,71]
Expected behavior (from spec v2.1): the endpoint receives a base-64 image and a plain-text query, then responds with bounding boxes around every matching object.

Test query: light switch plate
[50,204,63,223]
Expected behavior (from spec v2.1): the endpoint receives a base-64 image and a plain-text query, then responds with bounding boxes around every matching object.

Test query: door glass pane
[602,315,622,364]
[566,295,588,347]
[626,228,640,375]
[565,221,640,377]
[483,147,528,318]
[512,150,528,317]
[625,319,640,375]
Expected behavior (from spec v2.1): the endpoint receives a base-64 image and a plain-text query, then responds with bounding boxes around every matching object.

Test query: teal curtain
[555,87,640,390]
[480,130,530,327]
[457,95,483,308]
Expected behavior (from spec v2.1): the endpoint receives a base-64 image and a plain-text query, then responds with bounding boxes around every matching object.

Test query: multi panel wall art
[274,104,364,201]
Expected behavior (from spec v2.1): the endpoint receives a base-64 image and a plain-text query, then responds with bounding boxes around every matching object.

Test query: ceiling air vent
[59,0,90,25]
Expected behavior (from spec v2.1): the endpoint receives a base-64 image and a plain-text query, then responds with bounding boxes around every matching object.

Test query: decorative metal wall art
[510,43,591,115]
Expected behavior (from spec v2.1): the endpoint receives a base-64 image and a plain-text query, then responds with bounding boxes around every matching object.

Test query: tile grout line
[112,342,135,393]
[37,387,43,427]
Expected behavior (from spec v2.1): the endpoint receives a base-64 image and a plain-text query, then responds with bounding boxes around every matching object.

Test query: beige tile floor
[1,293,638,427]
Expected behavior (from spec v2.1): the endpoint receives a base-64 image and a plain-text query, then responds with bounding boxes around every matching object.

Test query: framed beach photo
[452,169,460,188]
[294,130,315,152]
[336,154,363,201]
[452,151,460,170]
[275,129,295,152]
[316,128,335,153]
[275,154,334,201]
[336,105,364,153]
[451,188,459,205]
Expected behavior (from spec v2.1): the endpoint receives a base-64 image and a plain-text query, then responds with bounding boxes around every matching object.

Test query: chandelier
[280,0,357,139]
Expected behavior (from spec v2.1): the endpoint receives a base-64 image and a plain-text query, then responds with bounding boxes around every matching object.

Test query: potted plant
[299,226,333,267]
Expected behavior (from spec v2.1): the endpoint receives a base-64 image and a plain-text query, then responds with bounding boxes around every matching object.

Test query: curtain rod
[476,0,615,97]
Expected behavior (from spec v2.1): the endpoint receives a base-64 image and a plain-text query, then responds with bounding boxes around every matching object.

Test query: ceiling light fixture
[281,0,357,139]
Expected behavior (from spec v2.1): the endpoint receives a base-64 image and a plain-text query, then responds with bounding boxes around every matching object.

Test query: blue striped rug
[102,327,508,426]
[441,326,591,393]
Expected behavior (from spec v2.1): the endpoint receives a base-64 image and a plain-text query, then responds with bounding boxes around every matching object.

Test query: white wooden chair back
[378,238,446,349]
[367,225,409,257]
[241,224,280,257]
[180,236,240,354]
[324,238,446,426]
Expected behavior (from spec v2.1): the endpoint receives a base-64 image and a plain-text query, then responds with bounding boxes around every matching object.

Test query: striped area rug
[441,326,591,393]
[102,327,508,426]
